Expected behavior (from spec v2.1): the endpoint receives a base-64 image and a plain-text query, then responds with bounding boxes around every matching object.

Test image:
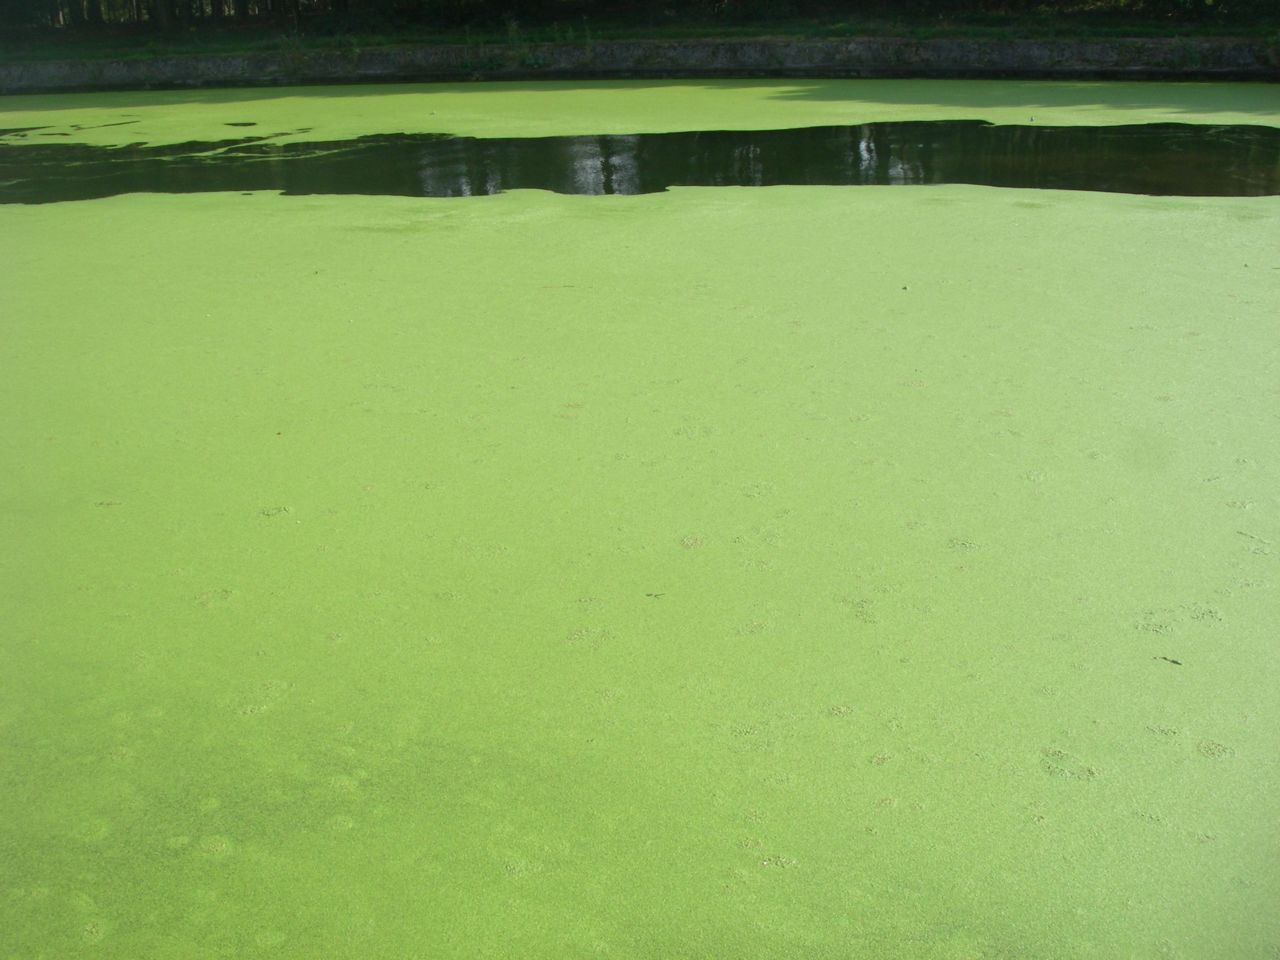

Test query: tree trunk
[232,0,248,19]
[151,0,171,29]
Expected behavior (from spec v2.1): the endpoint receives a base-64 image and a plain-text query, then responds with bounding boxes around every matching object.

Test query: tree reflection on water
[2,120,1277,202]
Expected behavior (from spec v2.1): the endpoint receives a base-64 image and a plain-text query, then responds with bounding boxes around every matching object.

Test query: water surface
[3,80,1279,960]
[3,120,1278,202]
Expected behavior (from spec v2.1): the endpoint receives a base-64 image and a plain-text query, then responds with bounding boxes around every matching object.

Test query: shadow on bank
[0,36,1276,95]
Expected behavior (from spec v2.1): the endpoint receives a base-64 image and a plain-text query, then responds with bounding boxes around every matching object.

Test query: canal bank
[1,35,1277,94]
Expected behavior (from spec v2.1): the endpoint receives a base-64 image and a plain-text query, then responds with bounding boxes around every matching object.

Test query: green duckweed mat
[2,81,1278,959]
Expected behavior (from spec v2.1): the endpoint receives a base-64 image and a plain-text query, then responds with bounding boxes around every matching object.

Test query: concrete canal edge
[1,36,1277,93]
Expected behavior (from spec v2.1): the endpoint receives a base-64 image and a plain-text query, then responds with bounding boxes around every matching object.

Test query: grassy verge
[2,13,1277,64]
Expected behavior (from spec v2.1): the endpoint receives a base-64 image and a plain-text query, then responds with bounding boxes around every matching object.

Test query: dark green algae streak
[1,81,1279,959]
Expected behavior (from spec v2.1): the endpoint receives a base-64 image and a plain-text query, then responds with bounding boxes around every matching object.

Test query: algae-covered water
[2,81,1279,959]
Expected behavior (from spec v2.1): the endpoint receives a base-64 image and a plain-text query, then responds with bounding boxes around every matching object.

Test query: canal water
[3,119,1280,201]
[2,80,1278,960]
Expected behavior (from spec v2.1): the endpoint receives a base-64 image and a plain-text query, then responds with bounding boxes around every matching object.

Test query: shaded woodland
[2,0,1270,33]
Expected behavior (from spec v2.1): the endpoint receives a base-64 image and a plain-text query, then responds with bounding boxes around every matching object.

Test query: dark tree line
[1,0,1268,32]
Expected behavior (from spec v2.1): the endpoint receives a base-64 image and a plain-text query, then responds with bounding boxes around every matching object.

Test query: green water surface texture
[2,80,1278,959]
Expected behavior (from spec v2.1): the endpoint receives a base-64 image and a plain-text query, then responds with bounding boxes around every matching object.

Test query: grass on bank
[2,10,1278,64]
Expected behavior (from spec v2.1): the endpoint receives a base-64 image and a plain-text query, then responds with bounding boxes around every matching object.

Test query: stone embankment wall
[1,36,1276,94]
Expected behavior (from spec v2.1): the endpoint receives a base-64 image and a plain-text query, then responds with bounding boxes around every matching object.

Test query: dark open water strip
[2,121,1278,203]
